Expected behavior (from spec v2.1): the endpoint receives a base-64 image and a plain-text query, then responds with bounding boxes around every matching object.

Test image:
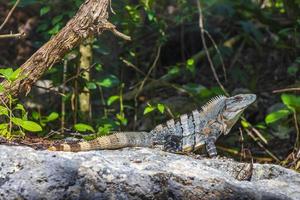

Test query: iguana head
[222,94,256,134]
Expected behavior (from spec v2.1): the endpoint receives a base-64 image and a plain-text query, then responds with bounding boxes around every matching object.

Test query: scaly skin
[48,94,256,157]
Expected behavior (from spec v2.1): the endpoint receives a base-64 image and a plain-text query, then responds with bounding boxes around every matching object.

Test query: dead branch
[0,0,129,105]
[0,0,20,31]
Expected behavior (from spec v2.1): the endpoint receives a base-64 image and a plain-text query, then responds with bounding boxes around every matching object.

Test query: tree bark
[0,0,111,105]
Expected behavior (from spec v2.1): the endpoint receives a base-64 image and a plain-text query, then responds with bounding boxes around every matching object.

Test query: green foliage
[265,109,291,124]
[74,123,95,133]
[0,68,42,139]
[3,0,300,164]
[265,94,300,124]
[31,112,59,127]
[144,103,166,115]
[0,68,23,82]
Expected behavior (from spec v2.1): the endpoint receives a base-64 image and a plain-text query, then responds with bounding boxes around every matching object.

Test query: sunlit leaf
[0,123,8,130]
[241,120,250,128]
[107,95,119,106]
[116,113,127,126]
[46,112,59,122]
[186,58,195,74]
[157,104,165,114]
[265,109,291,124]
[74,123,95,132]
[9,68,23,82]
[86,82,97,90]
[0,106,8,116]
[0,68,13,80]
[14,104,25,112]
[143,105,156,115]
[96,75,119,88]
[281,94,300,108]
[0,85,4,93]
[22,121,43,132]
[11,117,42,132]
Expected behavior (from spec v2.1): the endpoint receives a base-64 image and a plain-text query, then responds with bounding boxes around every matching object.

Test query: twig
[120,57,146,76]
[204,30,227,81]
[0,32,25,39]
[61,59,68,134]
[133,45,161,129]
[196,0,229,96]
[229,39,245,69]
[293,111,300,149]
[109,0,116,14]
[217,145,273,162]
[63,63,96,86]
[245,129,280,162]
[101,21,131,41]
[0,0,20,31]
[135,45,162,98]
[252,127,268,145]
[272,87,300,93]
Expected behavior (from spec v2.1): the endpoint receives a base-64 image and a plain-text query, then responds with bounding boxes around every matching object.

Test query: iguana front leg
[205,121,226,157]
[206,137,218,157]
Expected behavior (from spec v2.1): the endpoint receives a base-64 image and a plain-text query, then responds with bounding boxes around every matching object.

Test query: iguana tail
[48,131,152,152]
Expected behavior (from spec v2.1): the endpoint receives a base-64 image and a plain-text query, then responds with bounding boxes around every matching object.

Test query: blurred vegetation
[0,0,299,169]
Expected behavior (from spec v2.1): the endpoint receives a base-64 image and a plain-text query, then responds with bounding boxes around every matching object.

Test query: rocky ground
[0,145,299,200]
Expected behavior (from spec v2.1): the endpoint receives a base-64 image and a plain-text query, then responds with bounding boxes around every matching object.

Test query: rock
[0,146,299,200]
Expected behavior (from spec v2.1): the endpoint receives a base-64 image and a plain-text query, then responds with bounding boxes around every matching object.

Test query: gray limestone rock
[0,145,299,200]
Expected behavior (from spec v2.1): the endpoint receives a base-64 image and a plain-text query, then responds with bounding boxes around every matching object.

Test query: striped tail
[48,131,152,152]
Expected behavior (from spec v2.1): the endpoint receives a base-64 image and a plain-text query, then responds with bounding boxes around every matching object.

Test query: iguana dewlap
[48,94,256,157]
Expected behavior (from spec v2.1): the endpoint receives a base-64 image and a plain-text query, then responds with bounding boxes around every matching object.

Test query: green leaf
[0,123,8,130]
[40,6,50,16]
[157,104,165,114]
[11,117,42,132]
[96,75,119,88]
[48,24,61,35]
[46,112,59,122]
[74,123,95,132]
[143,105,156,115]
[265,109,292,124]
[0,68,13,80]
[0,85,4,92]
[287,65,299,76]
[186,58,195,74]
[9,68,23,82]
[107,95,120,106]
[116,113,128,126]
[14,103,25,112]
[281,94,300,108]
[241,120,250,128]
[0,106,8,116]
[31,111,40,121]
[86,82,97,90]
[97,124,113,135]
[11,117,23,126]
[95,64,103,71]
[52,15,63,25]
[22,121,43,132]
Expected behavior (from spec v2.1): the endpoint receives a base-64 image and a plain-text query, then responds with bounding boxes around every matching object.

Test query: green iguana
[48,94,256,157]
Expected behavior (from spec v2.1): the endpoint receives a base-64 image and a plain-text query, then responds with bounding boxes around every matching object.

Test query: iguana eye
[234,96,243,101]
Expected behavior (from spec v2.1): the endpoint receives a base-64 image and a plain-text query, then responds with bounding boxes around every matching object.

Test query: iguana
[48,94,256,157]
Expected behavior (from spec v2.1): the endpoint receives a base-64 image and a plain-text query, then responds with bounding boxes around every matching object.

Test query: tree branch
[0,0,127,104]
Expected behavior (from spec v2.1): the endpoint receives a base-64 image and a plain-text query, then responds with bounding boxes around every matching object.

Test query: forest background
[0,0,299,171]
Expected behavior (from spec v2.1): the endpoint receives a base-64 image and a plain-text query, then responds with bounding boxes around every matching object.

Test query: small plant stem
[8,94,12,139]
[293,111,300,149]
[61,59,67,134]
[98,86,107,118]
[119,83,125,116]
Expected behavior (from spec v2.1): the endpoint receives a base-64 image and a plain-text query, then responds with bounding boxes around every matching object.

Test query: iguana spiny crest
[49,94,256,157]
